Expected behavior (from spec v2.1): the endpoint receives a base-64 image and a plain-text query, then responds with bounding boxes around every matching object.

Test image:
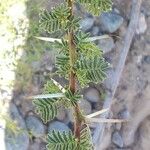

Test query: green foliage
[79,125,93,150]
[43,80,62,94]
[74,31,102,58]
[66,16,80,31]
[65,89,81,106]
[46,125,93,150]
[32,89,81,123]
[33,0,112,149]
[53,39,70,78]
[54,39,69,54]
[47,131,77,150]
[40,3,70,33]
[56,55,70,78]
[33,80,64,123]
[33,98,59,123]
[76,56,109,86]
[33,79,65,123]
[77,0,112,15]
[33,80,81,123]
[53,31,104,80]
[40,3,80,33]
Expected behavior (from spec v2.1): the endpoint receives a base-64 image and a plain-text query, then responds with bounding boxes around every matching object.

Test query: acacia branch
[93,0,143,149]
[67,0,83,141]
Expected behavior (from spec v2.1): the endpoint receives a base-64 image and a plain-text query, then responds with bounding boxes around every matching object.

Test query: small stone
[20,99,34,116]
[100,12,124,33]
[5,103,29,150]
[67,108,74,123]
[84,88,100,103]
[91,26,100,36]
[67,100,92,123]
[80,17,95,32]
[92,102,103,110]
[136,77,148,91]
[28,141,41,150]
[98,36,115,54]
[136,55,143,65]
[104,69,115,89]
[48,121,70,133]
[39,142,47,150]
[56,106,67,121]
[28,139,45,150]
[143,55,150,64]
[78,99,92,115]
[112,131,124,148]
[25,116,45,137]
[119,108,130,119]
[136,13,147,34]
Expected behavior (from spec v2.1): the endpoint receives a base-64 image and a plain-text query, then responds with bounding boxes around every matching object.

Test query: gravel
[25,115,46,138]
[112,131,124,148]
[98,36,115,54]
[84,88,100,103]
[99,12,124,33]
[48,121,71,133]
[5,103,29,150]
[80,17,95,32]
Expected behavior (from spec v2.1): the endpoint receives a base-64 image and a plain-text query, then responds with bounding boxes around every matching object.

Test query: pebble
[104,69,115,89]
[48,121,70,133]
[143,55,150,64]
[119,108,130,119]
[28,140,41,150]
[112,131,124,148]
[67,108,75,123]
[28,139,46,150]
[20,99,34,117]
[99,12,124,33]
[78,99,92,115]
[5,103,29,150]
[98,36,115,54]
[91,26,100,36]
[136,77,148,92]
[67,99,92,123]
[56,106,67,121]
[84,88,100,103]
[136,13,147,34]
[80,17,95,32]
[136,55,143,66]
[25,115,45,138]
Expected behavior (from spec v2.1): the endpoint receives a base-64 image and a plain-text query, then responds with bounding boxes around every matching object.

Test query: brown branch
[93,0,143,149]
[67,0,82,142]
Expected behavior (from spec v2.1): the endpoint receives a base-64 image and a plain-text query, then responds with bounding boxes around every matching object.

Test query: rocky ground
[0,0,149,150]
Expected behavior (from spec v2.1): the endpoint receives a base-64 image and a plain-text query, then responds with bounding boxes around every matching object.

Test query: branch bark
[93,0,143,149]
[67,0,82,142]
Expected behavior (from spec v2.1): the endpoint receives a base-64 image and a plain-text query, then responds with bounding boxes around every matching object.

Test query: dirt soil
[99,0,150,149]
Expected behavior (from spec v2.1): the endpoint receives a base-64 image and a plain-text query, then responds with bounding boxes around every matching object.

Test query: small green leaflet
[47,131,77,150]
